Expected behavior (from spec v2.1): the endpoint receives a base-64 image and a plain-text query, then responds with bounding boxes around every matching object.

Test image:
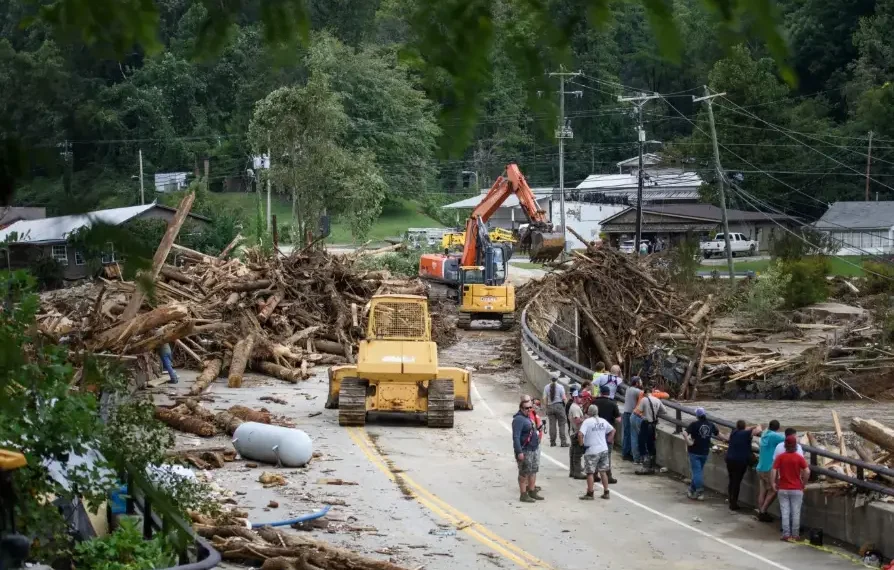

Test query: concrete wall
[521,344,894,557]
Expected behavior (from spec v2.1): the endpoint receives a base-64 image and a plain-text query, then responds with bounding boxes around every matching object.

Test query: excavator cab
[457,243,515,330]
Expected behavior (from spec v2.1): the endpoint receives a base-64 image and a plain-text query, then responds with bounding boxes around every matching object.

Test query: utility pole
[138,148,145,205]
[694,86,734,283]
[266,148,272,232]
[618,93,658,257]
[548,67,582,256]
[865,130,873,201]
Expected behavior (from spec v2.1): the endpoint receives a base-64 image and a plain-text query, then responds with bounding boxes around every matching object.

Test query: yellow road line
[346,427,555,569]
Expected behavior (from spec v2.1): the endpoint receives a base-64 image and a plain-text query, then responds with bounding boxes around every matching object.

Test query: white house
[814,201,894,255]
[154,172,190,193]
[441,187,553,230]
[552,202,628,249]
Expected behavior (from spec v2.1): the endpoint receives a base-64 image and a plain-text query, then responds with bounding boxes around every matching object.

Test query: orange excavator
[419,163,565,329]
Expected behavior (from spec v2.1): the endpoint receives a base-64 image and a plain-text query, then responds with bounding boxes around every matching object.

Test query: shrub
[738,262,791,329]
[356,250,423,277]
[769,228,836,261]
[74,517,175,570]
[669,232,701,290]
[31,255,64,290]
[781,257,829,308]
[863,260,894,294]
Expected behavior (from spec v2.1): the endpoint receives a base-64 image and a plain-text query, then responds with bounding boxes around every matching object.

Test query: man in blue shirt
[512,396,543,503]
[684,408,718,500]
[756,419,785,521]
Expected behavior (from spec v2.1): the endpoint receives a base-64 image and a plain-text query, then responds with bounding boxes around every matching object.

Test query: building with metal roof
[814,201,894,255]
[573,171,704,203]
[0,203,210,281]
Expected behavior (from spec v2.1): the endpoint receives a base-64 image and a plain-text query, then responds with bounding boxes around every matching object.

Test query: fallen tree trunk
[193,524,255,541]
[574,299,613,366]
[96,303,188,348]
[228,333,256,388]
[851,418,894,454]
[218,233,243,259]
[214,410,243,435]
[161,265,195,285]
[126,320,195,354]
[258,294,282,322]
[657,332,757,343]
[254,528,410,570]
[251,360,305,383]
[228,280,272,292]
[313,339,348,356]
[229,405,271,424]
[689,294,713,326]
[121,191,196,320]
[189,358,223,396]
[154,407,215,437]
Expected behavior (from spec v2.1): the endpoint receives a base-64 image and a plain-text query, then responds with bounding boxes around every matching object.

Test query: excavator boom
[460,163,565,266]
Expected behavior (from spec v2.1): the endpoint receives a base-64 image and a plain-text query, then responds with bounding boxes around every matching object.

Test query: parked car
[619,239,650,254]
[700,232,757,258]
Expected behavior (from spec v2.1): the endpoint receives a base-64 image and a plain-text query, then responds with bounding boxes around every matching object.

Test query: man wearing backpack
[512,395,544,503]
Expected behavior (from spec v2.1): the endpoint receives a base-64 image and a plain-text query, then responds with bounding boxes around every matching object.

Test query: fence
[520,305,894,497]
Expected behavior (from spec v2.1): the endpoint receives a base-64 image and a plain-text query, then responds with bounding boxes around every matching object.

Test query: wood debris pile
[519,239,690,372]
[37,239,455,392]
[192,523,410,570]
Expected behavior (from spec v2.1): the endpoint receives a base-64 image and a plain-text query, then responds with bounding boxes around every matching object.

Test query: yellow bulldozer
[325,294,472,427]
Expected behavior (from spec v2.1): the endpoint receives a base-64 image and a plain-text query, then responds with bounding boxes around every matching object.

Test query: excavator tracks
[338,378,368,426]
[427,379,455,428]
[499,312,515,331]
[457,312,472,330]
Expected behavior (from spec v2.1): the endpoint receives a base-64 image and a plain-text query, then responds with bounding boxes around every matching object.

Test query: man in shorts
[512,395,543,503]
[578,404,615,500]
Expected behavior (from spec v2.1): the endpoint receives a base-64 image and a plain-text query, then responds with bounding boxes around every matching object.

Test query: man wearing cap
[578,404,615,500]
[621,376,643,461]
[771,434,810,541]
[512,395,544,503]
[594,364,625,400]
[684,408,718,500]
[542,376,568,447]
[594,385,621,484]
[566,388,586,479]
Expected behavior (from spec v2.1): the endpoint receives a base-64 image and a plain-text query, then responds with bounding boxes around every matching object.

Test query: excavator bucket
[528,231,566,262]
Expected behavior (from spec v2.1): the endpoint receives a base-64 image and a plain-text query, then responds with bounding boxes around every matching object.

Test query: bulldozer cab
[367,294,431,342]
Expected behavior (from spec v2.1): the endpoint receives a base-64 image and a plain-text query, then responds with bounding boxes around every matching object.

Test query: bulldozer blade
[528,232,565,262]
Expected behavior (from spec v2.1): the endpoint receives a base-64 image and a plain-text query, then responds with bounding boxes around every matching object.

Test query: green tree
[306,33,440,200]
[249,77,386,243]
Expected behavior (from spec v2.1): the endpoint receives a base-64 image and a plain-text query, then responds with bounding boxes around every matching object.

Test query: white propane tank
[232,422,313,467]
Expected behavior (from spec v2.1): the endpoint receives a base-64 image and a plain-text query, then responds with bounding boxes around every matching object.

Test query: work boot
[580,492,595,501]
[560,442,570,448]
[528,490,544,500]
[635,456,655,475]
[519,493,536,503]
[601,490,610,500]
[607,470,618,484]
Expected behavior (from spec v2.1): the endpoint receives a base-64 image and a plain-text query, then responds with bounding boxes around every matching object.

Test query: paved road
[156,331,869,569]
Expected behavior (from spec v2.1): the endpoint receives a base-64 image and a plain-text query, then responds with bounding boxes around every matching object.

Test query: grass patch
[510,261,544,270]
[698,256,867,277]
[207,193,443,245]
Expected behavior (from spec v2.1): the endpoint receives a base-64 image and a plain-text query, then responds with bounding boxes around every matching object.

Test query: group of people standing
[685,411,810,541]
[513,371,812,541]
[511,363,670,503]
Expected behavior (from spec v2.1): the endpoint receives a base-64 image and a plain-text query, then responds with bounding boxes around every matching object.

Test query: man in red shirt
[771,435,810,541]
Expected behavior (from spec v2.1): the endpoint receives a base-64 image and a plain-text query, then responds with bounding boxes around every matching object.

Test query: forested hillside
[2,0,893,237]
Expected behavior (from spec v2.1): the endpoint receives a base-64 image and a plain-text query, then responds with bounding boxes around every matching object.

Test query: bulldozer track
[338,378,368,426]
[427,379,455,428]
[457,312,471,330]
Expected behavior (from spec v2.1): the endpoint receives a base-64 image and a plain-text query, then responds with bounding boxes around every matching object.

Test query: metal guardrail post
[809,448,819,482]
[675,409,683,434]
[857,466,864,481]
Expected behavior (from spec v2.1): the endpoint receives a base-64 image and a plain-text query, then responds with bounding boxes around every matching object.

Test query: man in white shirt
[578,405,616,500]
[774,428,805,461]
[594,364,624,400]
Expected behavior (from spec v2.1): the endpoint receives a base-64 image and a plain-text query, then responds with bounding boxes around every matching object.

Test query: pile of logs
[153,399,261,438]
[35,193,454,392]
[197,524,411,570]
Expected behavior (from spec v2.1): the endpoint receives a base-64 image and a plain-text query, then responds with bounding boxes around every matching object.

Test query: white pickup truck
[701,233,757,258]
